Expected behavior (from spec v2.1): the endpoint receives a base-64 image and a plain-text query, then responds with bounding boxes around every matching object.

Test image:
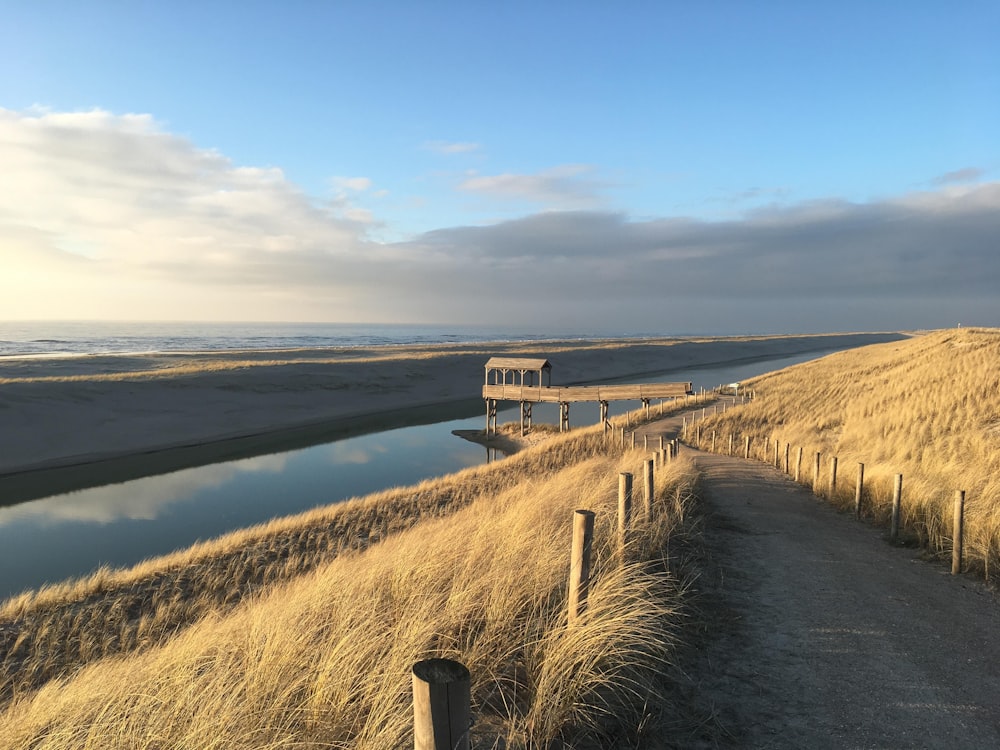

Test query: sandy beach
[0,332,905,497]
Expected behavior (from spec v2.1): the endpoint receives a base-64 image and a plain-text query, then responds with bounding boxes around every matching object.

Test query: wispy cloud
[423,140,482,155]
[459,164,608,209]
[932,167,985,186]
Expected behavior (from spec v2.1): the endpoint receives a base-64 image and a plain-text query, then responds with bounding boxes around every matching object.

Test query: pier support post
[485,399,497,436]
[559,402,570,432]
[599,401,610,433]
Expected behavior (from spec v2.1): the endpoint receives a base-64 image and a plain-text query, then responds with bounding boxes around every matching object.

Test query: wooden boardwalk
[482,380,693,434]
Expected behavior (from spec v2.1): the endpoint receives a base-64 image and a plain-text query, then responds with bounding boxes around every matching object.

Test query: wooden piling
[618,473,633,553]
[795,446,803,482]
[744,435,751,460]
[813,452,821,493]
[952,490,965,575]
[643,459,654,523]
[412,658,471,750]
[728,433,734,456]
[890,474,903,541]
[783,443,790,474]
[829,456,838,496]
[854,463,864,518]
[568,509,595,625]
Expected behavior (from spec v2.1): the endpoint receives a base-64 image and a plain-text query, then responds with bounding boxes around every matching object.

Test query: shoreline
[0,332,908,503]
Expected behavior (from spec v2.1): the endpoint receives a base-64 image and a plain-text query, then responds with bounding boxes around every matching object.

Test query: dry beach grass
[696,327,1000,576]
[0,408,699,748]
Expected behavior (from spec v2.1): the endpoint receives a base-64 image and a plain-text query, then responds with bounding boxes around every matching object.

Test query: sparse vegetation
[695,327,1000,577]
[0,404,701,748]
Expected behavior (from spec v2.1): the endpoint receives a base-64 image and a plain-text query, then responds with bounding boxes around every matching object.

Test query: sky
[1,1,998,334]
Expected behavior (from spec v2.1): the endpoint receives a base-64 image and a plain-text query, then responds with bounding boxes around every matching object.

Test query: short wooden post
[783,443,790,474]
[744,435,751,460]
[412,658,471,750]
[728,433,734,456]
[773,439,780,468]
[952,490,965,575]
[620,427,625,449]
[643,434,648,450]
[890,474,903,541]
[630,432,636,450]
[568,510,595,625]
[829,456,838,496]
[795,447,803,482]
[696,425,702,446]
[712,430,717,453]
[643,458,654,522]
[619,473,633,553]
[813,452,821,493]
[659,435,664,452]
[682,416,687,439]
[854,463,864,518]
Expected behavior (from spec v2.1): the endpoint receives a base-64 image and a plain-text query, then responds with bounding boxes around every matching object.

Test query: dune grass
[692,327,1000,577]
[0,420,698,748]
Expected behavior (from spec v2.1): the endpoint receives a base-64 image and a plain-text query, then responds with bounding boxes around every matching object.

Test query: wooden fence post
[568,510,595,625]
[783,443,790,474]
[828,456,838,496]
[795,447,803,482]
[728,433,734,456]
[813,452,821,493]
[890,474,903,541]
[854,463,864,518]
[630,432,636,450]
[744,435,751,460]
[773,439,780,468]
[619,472,633,553]
[643,458,654,522]
[412,658,471,750]
[952,490,965,575]
[712,430,717,453]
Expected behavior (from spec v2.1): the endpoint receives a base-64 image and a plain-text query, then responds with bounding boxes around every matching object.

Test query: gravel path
[638,414,1000,749]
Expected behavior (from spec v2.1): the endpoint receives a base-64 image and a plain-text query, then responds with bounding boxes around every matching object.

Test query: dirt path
[636,413,1000,749]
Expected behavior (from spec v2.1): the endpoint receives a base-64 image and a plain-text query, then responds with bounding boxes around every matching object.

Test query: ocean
[0,321,674,358]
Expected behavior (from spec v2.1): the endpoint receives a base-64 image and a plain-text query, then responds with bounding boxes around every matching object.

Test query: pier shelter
[482,357,692,436]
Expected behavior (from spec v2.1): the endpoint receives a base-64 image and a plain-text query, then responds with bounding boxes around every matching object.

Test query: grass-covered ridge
[0,409,700,747]
[697,327,1000,575]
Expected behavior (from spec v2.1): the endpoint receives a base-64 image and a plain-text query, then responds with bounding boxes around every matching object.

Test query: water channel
[0,349,840,600]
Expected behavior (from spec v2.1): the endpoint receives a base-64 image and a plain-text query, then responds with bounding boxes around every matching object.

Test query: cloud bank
[1,108,996,332]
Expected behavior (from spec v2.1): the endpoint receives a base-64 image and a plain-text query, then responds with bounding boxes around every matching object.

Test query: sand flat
[0,333,905,478]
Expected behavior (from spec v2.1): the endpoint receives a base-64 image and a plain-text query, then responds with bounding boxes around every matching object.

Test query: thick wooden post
[854,463,865,518]
[643,458,654,522]
[412,659,471,750]
[659,435,664,452]
[712,430,717,453]
[813,452,822,493]
[829,456,838,496]
[619,472,633,553]
[728,433,734,456]
[568,510,595,625]
[620,427,625,449]
[890,474,903,541]
[795,446,803,482]
[630,432,636,450]
[773,439,780,468]
[952,490,965,575]
[783,443,790,474]
[744,435,751,460]
[643,434,648,451]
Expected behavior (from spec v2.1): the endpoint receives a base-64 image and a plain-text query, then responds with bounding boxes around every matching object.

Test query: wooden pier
[483,357,692,434]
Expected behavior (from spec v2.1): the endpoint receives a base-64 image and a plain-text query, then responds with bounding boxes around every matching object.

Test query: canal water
[0,349,837,600]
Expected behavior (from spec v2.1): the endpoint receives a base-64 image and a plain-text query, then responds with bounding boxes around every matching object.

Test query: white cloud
[331,176,373,192]
[459,164,607,208]
[423,140,482,154]
[932,167,985,186]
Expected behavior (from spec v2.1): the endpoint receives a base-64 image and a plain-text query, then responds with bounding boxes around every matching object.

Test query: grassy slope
[0,410,702,748]
[696,327,1000,575]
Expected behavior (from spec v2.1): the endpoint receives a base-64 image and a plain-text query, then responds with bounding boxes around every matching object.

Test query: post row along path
[634,410,1000,749]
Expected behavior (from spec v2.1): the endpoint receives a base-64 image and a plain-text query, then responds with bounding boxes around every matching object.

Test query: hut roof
[485,357,551,371]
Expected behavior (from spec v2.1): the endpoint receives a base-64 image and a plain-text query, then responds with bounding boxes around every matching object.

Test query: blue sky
[1,2,998,332]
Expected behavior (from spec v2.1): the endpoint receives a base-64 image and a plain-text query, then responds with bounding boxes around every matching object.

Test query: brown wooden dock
[483,357,692,434]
